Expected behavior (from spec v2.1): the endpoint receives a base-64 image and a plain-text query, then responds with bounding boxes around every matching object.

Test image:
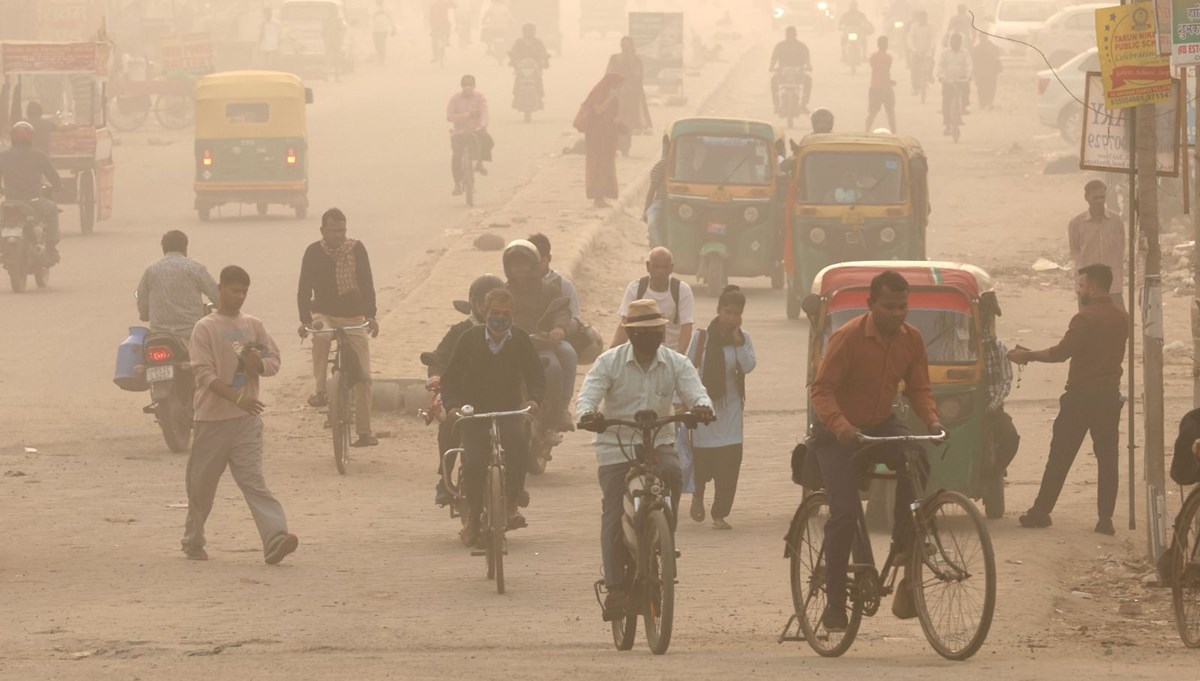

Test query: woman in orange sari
[574,72,624,208]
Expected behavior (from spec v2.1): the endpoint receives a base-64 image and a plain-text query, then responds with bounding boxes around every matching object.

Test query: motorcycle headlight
[849,32,859,40]
[743,206,760,223]
[894,20,904,28]
[678,203,695,220]
[773,6,785,18]
[817,1,828,9]
[879,226,896,243]
[809,227,826,244]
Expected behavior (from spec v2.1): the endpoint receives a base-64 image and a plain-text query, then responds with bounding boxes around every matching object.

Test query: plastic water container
[114,326,150,392]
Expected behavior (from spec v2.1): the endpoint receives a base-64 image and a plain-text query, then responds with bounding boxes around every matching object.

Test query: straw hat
[623,299,668,328]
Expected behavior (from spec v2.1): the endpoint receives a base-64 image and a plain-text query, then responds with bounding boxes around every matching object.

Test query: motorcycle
[775,66,806,128]
[1,193,54,293]
[843,31,866,73]
[142,331,196,452]
[485,31,509,65]
[512,58,544,123]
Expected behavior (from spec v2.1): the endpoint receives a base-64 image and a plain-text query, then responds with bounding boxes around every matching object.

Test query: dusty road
[4,5,1200,680]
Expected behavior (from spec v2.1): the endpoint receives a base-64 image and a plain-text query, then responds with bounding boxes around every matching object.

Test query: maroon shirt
[1046,294,1128,392]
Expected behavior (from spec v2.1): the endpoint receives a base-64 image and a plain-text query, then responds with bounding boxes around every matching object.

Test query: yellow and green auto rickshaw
[801,261,1006,520]
[662,117,786,296]
[784,132,929,318]
[193,71,312,221]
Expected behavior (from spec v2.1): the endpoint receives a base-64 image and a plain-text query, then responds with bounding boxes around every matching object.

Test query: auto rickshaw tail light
[286,147,298,167]
[201,150,213,167]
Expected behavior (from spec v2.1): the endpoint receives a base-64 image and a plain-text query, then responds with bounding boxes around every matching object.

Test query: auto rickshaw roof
[794,132,925,157]
[812,261,993,299]
[195,71,307,100]
[667,117,781,142]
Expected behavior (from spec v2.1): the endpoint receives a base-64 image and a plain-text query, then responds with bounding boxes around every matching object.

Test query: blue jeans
[646,199,664,247]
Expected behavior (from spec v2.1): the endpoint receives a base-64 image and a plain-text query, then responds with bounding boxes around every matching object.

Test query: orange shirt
[869,50,892,89]
[810,312,937,436]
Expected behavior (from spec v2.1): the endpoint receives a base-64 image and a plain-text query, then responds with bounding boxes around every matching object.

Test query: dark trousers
[693,443,743,520]
[460,417,527,518]
[1031,390,1124,520]
[986,408,1021,477]
[814,417,918,609]
[599,447,681,588]
[436,417,457,474]
[450,131,495,184]
[32,198,59,247]
[975,73,998,109]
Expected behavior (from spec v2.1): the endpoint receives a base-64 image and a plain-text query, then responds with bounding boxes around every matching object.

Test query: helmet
[810,108,834,133]
[502,239,540,270]
[468,274,505,312]
[10,121,34,145]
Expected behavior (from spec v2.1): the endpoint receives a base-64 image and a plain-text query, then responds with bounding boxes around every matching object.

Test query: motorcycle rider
[503,239,571,439]
[0,121,63,263]
[446,74,494,196]
[509,22,550,107]
[769,26,813,114]
[481,0,518,58]
[528,233,580,430]
[441,286,544,544]
[136,230,220,341]
[23,101,57,155]
[576,298,714,621]
[431,273,506,506]
[838,0,874,60]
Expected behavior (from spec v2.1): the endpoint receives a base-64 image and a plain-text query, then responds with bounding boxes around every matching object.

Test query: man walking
[865,36,896,132]
[1069,180,1126,310]
[183,265,297,564]
[1008,264,1128,535]
[972,34,1002,110]
[611,247,695,354]
[136,230,219,340]
[372,0,397,64]
[297,208,380,448]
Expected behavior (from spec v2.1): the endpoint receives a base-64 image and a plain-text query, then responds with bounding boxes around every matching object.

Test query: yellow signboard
[1096,2,1173,108]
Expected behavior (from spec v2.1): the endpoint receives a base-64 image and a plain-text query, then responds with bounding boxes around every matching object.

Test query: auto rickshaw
[193,71,313,220]
[784,132,929,319]
[662,117,786,296]
[800,261,1005,521]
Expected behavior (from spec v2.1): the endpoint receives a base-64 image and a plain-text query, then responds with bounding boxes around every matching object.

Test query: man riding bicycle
[577,298,714,622]
[809,270,943,632]
[441,287,544,545]
[446,74,495,196]
[936,33,972,136]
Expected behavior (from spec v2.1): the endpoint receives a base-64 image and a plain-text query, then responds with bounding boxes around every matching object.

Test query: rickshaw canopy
[812,261,993,299]
[194,71,309,138]
[667,117,781,142]
[793,131,926,158]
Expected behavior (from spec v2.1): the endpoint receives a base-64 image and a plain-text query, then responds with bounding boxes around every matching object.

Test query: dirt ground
[4,2,1200,679]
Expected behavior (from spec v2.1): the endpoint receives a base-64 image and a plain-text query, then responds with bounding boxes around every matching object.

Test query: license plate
[846,231,861,244]
[842,211,865,226]
[707,223,727,235]
[1,227,21,238]
[146,365,174,382]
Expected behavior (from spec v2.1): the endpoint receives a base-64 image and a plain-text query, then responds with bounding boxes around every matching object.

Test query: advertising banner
[160,33,215,76]
[1081,71,1181,175]
[1096,3,1173,108]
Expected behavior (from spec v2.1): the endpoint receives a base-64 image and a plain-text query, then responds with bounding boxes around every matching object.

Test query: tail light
[147,345,173,363]
[1037,77,1049,96]
[201,149,213,167]
[286,147,298,167]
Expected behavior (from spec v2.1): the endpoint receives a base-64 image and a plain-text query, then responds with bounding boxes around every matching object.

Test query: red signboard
[47,127,98,158]
[37,0,99,42]
[159,33,215,76]
[0,42,108,75]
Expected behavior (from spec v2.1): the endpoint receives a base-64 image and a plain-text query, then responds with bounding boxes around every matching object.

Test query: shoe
[1095,517,1116,536]
[507,507,527,530]
[460,517,480,547]
[47,249,61,266]
[183,546,208,561]
[264,533,299,565]
[351,433,379,447]
[452,185,463,196]
[602,587,627,621]
[474,162,488,176]
[1018,509,1053,529]
[557,409,576,432]
[543,430,564,447]
[712,517,732,530]
[516,488,530,508]
[820,604,848,632]
[690,493,706,522]
[435,479,454,507]
[892,577,918,619]
[307,393,328,408]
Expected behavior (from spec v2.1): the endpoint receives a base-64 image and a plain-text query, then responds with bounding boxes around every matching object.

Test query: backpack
[636,276,681,324]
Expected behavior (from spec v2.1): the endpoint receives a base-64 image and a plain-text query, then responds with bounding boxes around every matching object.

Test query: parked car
[1026,3,1107,68]
[991,0,1065,57]
[1036,47,1097,145]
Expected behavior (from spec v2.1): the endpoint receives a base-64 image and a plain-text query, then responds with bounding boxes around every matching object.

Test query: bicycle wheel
[612,562,638,650]
[911,490,996,661]
[155,94,195,130]
[329,370,351,475]
[789,491,862,657]
[488,464,506,593]
[641,509,675,654]
[462,144,475,207]
[1172,490,1200,647]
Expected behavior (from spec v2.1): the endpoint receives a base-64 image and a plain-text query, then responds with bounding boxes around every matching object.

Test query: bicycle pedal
[675,550,682,558]
[470,550,486,557]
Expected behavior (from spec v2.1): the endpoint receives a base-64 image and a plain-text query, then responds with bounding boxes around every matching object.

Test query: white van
[990,0,1064,56]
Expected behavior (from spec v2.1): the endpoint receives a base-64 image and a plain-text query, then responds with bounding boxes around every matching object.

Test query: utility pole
[1137,97,1167,562]
[1193,67,1200,408]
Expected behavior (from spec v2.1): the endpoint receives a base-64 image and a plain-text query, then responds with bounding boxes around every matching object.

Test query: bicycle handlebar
[305,321,371,334]
[578,411,712,434]
[455,405,533,422]
[856,430,947,444]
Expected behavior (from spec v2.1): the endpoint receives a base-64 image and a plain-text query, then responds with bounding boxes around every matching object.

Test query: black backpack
[635,276,681,324]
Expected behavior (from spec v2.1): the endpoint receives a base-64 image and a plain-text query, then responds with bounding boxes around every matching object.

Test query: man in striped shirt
[1068,180,1125,310]
[136,230,220,340]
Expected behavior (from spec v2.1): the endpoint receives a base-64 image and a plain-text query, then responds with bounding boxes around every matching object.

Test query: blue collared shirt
[576,342,713,467]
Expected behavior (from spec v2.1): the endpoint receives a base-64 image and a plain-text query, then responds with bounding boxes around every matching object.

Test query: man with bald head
[611,247,695,353]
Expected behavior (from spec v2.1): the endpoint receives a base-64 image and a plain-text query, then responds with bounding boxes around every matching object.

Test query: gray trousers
[181,415,288,555]
[598,446,681,588]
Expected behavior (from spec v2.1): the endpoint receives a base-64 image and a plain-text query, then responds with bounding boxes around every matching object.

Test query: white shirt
[617,278,695,351]
[937,47,972,83]
[260,19,281,52]
[576,343,713,467]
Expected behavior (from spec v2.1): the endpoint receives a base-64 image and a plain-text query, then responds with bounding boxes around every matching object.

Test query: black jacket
[1174,408,1200,485]
[0,146,60,201]
[441,325,545,413]
[431,317,475,373]
[297,241,377,323]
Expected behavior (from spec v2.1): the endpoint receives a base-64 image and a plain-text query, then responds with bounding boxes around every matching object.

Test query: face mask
[487,315,512,333]
[629,331,663,354]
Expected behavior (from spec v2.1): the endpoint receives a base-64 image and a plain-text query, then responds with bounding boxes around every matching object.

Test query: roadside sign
[629,12,684,90]
[1157,0,1173,55]
[1081,71,1181,175]
[1171,0,1200,64]
[1097,3,1173,108]
[159,33,214,76]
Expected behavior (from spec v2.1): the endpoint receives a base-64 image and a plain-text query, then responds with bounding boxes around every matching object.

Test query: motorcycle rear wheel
[157,393,193,453]
[8,259,28,293]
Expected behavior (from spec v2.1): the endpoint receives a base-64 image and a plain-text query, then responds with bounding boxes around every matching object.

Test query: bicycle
[909,51,933,104]
[442,404,533,595]
[779,431,996,660]
[305,321,370,475]
[581,409,711,655]
[1169,483,1200,646]
[942,79,967,143]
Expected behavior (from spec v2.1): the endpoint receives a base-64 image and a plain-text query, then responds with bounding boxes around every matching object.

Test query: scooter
[142,331,195,453]
[843,31,866,74]
[512,58,544,123]
[1,192,54,293]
